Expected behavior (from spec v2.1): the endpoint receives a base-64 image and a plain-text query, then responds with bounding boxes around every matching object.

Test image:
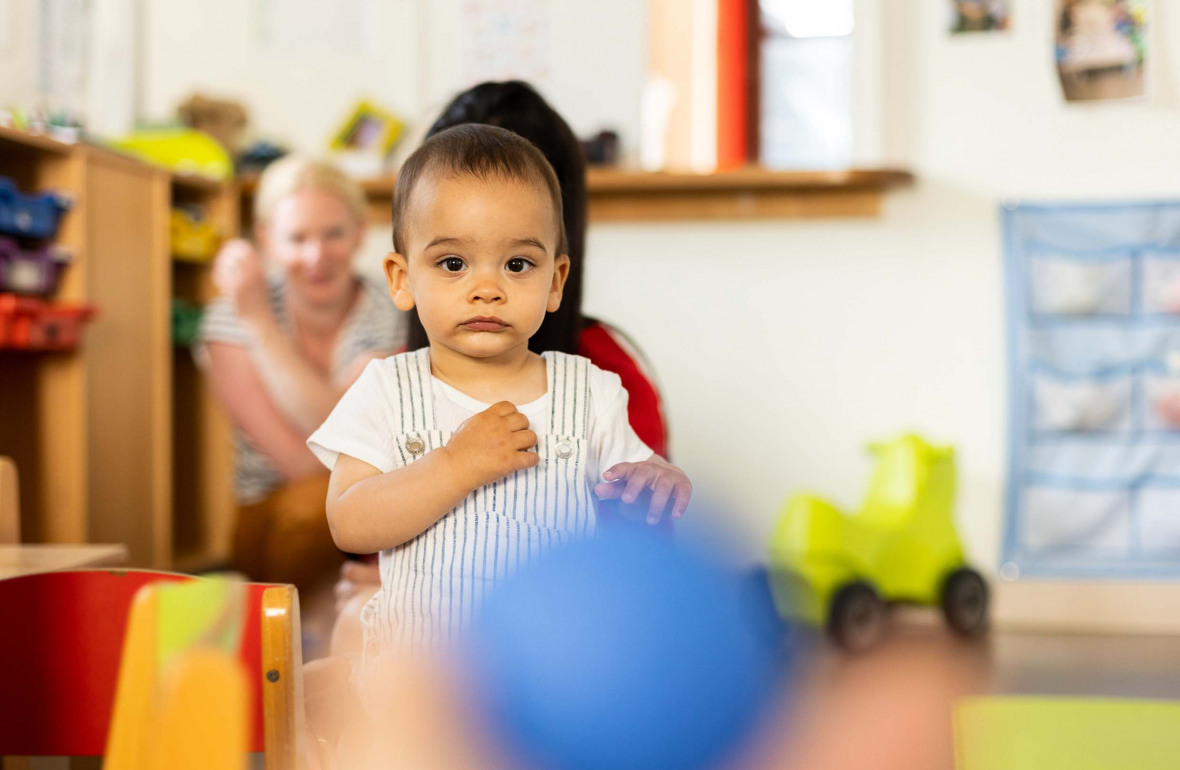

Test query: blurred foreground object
[463,530,785,770]
[769,434,989,652]
[0,571,302,766]
[110,128,233,180]
[177,94,249,155]
[954,696,1180,770]
[105,577,249,769]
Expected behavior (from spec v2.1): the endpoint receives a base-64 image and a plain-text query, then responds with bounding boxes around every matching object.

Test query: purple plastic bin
[0,235,72,295]
[0,177,72,241]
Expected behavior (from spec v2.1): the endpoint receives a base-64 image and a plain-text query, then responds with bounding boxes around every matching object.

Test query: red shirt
[577,320,669,459]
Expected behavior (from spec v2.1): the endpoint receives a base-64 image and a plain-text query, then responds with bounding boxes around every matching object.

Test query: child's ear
[383,252,416,311]
[547,254,570,313]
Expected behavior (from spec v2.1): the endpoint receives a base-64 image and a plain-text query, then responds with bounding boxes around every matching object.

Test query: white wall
[0,0,40,106]
[12,2,1180,624]
[140,0,645,162]
[586,0,1180,587]
[140,0,420,152]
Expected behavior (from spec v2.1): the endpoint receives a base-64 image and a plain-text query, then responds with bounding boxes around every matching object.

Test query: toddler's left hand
[595,457,691,525]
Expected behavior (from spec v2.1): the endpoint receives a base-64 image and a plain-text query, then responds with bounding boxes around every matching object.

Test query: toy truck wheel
[941,568,989,636]
[827,582,886,653]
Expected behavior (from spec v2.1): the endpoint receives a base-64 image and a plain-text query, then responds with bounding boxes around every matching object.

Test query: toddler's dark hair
[392,123,568,258]
[405,81,588,354]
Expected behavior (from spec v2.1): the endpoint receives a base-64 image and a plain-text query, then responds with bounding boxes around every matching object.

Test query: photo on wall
[948,0,1011,34]
[1055,0,1148,102]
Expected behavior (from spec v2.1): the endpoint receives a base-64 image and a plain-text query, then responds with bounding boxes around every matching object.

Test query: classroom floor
[734,618,1180,770]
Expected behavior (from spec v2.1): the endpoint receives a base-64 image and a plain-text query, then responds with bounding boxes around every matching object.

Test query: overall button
[405,434,425,456]
[555,440,573,459]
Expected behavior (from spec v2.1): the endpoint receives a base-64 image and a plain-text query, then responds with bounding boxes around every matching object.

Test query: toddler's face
[385,173,568,361]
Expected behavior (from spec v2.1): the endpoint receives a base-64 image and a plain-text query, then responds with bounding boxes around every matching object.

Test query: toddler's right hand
[442,401,538,489]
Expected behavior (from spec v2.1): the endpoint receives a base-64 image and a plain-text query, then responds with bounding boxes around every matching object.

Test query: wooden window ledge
[239,166,912,225]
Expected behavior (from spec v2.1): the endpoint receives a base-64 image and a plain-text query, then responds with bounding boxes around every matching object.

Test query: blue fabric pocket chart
[1004,201,1180,578]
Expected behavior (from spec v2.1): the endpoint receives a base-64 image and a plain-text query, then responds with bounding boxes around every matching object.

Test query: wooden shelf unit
[170,175,237,572]
[0,128,236,571]
[0,129,172,567]
[238,165,913,227]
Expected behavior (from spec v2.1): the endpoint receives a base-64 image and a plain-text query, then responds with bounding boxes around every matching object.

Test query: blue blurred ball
[463,530,786,770]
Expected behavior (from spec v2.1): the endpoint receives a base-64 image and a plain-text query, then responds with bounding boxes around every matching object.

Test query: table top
[0,543,129,579]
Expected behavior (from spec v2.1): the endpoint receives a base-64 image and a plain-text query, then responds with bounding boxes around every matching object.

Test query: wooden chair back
[0,570,302,767]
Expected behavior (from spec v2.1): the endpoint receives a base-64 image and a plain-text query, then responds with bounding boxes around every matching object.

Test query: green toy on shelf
[171,298,202,348]
[768,434,988,652]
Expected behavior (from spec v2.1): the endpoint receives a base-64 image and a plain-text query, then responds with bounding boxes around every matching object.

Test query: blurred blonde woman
[197,156,405,593]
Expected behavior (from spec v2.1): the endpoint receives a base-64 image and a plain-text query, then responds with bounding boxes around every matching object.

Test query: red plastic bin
[0,293,96,351]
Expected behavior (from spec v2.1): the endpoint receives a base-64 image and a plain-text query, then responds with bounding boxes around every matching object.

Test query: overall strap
[545,352,591,439]
[390,347,436,433]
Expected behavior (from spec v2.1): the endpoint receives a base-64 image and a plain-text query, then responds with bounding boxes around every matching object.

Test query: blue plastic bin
[0,177,72,241]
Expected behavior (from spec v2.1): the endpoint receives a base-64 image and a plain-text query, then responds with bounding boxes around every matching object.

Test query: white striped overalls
[362,348,596,652]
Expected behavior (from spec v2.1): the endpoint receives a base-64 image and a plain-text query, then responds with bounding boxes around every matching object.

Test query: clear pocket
[1029,255,1132,316]
[1032,371,1132,432]
[1022,486,1130,552]
[1136,486,1180,557]
[1141,252,1180,315]
[1144,369,1180,431]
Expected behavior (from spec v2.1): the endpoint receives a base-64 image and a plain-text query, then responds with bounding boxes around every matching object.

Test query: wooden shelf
[585,166,913,221]
[0,134,174,565]
[168,176,237,570]
[171,171,231,196]
[586,166,913,192]
[0,125,74,156]
[239,166,913,226]
[1,133,237,571]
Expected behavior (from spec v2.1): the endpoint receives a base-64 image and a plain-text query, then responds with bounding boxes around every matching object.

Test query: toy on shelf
[170,206,221,263]
[0,106,85,143]
[109,128,233,181]
[177,93,248,157]
[0,177,72,241]
[328,98,405,177]
[768,434,989,653]
[171,298,202,347]
[0,293,96,351]
[0,236,72,295]
[236,139,288,175]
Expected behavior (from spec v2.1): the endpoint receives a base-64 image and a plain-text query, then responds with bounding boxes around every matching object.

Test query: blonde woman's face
[263,189,363,306]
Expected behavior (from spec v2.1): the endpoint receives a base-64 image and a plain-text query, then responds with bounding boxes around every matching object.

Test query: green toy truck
[768,434,988,652]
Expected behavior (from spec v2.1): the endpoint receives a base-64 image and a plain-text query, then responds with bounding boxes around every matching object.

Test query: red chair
[0,570,301,766]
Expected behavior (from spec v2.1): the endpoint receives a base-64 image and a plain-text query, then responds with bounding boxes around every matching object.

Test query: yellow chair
[103,576,306,770]
[0,570,302,768]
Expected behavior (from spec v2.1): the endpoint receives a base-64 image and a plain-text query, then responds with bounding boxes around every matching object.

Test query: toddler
[307,124,690,651]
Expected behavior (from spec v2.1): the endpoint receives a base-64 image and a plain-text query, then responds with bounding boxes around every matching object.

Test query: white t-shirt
[308,354,653,489]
